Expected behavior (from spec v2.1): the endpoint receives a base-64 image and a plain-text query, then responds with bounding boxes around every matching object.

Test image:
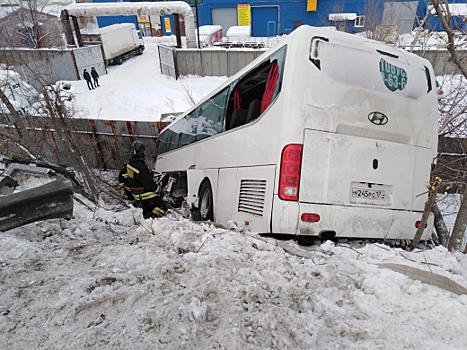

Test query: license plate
[351,188,386,200]
[350,182,392,205]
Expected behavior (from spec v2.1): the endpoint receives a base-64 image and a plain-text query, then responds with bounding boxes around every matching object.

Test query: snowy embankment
[1,197,467,349]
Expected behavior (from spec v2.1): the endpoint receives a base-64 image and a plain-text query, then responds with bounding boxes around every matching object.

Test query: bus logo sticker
[368,112,388,125]
[379,59,407,92]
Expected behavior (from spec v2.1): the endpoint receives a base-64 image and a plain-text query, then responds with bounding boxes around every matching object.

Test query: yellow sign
[237,4,251,26]
[164,17,172,32]
[307,0,317,12]
[138,15,150,23]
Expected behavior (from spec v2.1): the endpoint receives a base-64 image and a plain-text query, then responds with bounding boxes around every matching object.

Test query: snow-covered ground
[64,35,283,121]
[2,36,467,349]
[70,36,228,121]
[1,193,467,349]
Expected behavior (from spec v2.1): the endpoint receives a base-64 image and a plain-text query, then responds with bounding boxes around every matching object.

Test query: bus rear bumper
[297,203,433,240]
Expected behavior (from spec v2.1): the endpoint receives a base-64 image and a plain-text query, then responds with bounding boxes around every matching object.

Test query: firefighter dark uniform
[118,141,167,219]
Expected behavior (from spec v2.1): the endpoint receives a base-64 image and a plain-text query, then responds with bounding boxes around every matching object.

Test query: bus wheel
[199,182,213,221]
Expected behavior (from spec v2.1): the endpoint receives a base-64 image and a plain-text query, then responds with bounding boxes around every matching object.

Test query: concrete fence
[158,45,466,79]
[411,49,464,76]
[158,45,268,79]
[0,46,105,91]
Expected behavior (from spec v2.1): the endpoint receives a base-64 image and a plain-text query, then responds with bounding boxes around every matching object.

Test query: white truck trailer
[82,23,145,65]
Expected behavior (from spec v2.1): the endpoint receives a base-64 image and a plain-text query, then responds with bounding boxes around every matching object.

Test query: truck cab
[136,30,145,53]
[137,30,144,43]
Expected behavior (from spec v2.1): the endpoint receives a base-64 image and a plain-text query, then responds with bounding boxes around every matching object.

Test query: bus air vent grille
[238,179,266,216]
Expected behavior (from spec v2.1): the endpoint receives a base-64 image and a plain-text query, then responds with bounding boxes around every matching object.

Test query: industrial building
[86,0,467,38]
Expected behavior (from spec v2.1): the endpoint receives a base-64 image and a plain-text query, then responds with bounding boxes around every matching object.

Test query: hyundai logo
[368,112,388,126]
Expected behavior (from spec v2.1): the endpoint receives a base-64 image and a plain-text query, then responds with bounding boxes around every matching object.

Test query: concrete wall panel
[174,49,199,77]
[1,49,79,90]
[158,45,177,79]
[73,45,106,79]
[202,49,226,76]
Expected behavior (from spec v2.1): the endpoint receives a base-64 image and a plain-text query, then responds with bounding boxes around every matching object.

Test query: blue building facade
[196,0,383,36]
[92,0,138,28]
[196,0,467,37]
[91,0,467,37]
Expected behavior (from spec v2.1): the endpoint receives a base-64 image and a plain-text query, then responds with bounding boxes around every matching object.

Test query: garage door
[212,8,237,36]
[251,6,279,37]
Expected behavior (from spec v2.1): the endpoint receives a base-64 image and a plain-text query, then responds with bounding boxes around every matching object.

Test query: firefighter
[118,140,167,218]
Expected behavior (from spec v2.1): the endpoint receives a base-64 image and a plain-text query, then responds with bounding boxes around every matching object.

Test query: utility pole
[195,0,201,48]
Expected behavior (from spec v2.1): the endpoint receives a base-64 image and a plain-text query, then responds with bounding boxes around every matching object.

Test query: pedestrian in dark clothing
[118,141,168,219]
[83,69,94,90]
[91,67,100,87]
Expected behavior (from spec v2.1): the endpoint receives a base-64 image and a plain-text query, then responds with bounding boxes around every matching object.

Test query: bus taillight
[279,144,303,201]
[301,213,320,222]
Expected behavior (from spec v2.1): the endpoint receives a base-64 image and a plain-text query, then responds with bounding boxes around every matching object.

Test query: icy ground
[1,193,467,349]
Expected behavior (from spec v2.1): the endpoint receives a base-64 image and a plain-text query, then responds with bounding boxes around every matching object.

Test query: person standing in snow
[83,69,94,90]
[118,141,168,219]
[91,67,100,87]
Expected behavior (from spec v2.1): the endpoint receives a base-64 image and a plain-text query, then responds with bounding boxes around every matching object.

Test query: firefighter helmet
[130,140,145,159]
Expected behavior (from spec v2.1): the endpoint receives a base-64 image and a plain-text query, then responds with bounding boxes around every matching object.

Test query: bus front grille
[238,179,266,216]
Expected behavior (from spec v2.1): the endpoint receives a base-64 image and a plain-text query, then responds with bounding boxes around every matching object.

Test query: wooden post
[410,177,442,250]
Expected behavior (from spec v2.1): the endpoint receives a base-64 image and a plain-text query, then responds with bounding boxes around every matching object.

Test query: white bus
[155,25,438,242]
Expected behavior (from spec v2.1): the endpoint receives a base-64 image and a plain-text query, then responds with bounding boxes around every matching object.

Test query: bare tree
[429,0,467,252]
[0,0,64,49]
[0,1,119,203]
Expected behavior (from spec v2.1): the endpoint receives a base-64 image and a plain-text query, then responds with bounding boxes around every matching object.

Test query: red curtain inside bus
[260,61,279,113]
[234,87,241,109]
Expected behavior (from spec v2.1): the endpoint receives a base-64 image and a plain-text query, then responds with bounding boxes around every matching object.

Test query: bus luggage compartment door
[299,129,432,212]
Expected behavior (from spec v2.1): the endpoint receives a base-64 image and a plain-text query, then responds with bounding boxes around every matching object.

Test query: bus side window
[196,87,229,139]
[226,46,286,129]
[179,109,200,146]
[260,60,279,113]
[246,99,261,123]
[157,131,169,154]
[227,62,270,129]
[166,129,180,152]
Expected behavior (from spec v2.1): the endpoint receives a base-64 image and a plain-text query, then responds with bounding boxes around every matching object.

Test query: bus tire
[198,181,213,221]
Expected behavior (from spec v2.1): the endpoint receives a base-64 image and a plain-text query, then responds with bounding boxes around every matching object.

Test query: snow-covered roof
[197,25,222,36]
[430,3,467,17]
[328,13,357,21]
[40,4,66,17]
[0,4,19,20]
[226,26,251,37]
[396,29,467,50]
